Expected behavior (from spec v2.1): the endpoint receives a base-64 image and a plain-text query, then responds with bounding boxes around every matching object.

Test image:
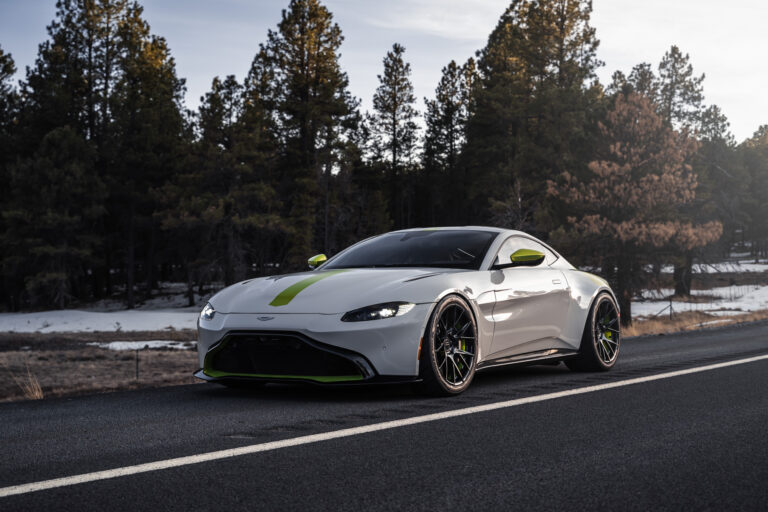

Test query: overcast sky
[0,0,765,141]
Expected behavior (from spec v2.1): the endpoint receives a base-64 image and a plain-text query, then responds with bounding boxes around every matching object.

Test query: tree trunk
[125,208,135,309]
[225,223,235,285]
[186,262,195,308]
[145,225,157,295]
[673,251,693,296]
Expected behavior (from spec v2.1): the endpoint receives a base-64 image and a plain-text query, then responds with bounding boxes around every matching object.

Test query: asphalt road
[1,322,767,511]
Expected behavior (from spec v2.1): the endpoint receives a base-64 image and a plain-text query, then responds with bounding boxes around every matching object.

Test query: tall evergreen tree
[463,0,602,233]
[19,0,91,150]
[607,62,657,98]
[371,43,419,228]
[0,45,16,181]
[741,126,768,258]
[657,46,704,130]
[159,73,284,302]
[1,127,106,308]
[656,46,708,295]
[694,105,747,256]
[0,46,19,308]
[548,93,721,324]
[109,2,186,307]
[256,0,358,268]
[420,59,476,225]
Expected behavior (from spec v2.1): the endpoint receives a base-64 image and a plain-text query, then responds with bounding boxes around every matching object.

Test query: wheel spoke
[601,341,611,360]
[602,337,615,357]
[450,357,463,382]
[456,352,472,370]
[457,321,472,336]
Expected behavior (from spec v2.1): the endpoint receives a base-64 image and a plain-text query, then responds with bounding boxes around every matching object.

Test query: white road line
[2,354,767,498]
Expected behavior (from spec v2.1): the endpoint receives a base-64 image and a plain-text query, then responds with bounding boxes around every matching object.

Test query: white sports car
[195,227,620,395]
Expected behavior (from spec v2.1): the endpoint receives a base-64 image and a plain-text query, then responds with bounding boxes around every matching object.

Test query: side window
[494,236,558,267]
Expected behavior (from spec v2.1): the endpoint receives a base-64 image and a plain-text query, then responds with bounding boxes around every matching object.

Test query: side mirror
[509,249,545,267]
[307,253,327,269]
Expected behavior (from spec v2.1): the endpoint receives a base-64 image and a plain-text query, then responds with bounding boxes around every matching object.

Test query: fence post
[135,349,139,381]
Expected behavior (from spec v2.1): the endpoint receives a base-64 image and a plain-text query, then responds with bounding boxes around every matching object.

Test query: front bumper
[196,304,433,379]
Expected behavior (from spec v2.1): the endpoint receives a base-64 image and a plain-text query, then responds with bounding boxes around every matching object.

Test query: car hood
[209,268,459,314]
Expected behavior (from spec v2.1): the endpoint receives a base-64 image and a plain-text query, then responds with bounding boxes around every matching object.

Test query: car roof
[392,226,523,236]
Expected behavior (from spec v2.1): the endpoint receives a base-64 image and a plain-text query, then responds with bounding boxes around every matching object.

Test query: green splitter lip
[268,269,349,307]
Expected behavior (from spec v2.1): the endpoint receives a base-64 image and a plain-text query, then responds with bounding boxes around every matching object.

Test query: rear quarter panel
[559,270,618,347]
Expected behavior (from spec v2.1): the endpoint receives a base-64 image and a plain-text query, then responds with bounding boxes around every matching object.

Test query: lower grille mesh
[205,333,364,381]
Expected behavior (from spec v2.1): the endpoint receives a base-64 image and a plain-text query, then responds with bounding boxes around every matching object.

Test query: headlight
[341,302,415,322]
[200,303,215,321]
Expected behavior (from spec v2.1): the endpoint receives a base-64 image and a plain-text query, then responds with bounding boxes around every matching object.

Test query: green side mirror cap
[509,248,545,266]
[308,253,327,269]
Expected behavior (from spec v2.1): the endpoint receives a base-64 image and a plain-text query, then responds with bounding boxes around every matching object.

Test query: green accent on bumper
[268,269,349,307]
[203,369,363,383]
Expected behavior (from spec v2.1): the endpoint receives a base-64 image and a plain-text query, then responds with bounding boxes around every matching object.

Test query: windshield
[324,230,498,270]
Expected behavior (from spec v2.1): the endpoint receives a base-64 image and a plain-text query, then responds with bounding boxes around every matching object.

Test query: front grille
[204,332,370,382]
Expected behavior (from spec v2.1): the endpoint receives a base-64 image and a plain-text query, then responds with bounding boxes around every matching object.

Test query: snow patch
[87,340,196,351]
[0,309,198,333]
[632,284,768,318]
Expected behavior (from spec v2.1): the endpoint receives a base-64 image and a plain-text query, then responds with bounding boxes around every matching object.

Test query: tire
[415,295,478,396]
[565,292,621,372]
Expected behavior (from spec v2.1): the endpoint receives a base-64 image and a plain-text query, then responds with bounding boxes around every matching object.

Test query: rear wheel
[566,292,620,372]
[415,295,478,396]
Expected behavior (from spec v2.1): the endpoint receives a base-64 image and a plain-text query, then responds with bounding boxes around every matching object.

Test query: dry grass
[625,309,768,337]
[0,346,199,403]
[4,360,44,400]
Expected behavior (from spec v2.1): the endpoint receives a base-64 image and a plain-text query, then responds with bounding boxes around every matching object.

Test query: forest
[0,0,767,325]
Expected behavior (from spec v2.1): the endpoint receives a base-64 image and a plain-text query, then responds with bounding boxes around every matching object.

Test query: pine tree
[371,43,419,228]
[607,63,657,98]
[19,0,90,150]
[1,127,106,308]
[656,46,708,295]
[0,45,16,179]
[330,115,391,248]
[257,0,358,268]
[109,2,186,307]
[0,46,19,309]
[694,105,747,257]
[548,93,722,325]
[463,0,602,233]
[657,46,704,130]
[741,126,768,258]
[421,59,476,225]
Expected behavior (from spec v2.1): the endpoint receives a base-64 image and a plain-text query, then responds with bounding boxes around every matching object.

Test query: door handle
[552,279,562,285]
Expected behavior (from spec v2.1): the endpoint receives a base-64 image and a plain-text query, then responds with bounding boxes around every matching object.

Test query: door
[489,236,570,357]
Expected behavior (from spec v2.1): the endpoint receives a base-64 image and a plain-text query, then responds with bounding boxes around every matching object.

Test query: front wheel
[415,295,478,396]
[565,292,621,372]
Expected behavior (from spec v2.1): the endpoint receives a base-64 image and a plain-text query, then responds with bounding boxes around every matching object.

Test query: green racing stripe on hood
[268,269,350,307]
